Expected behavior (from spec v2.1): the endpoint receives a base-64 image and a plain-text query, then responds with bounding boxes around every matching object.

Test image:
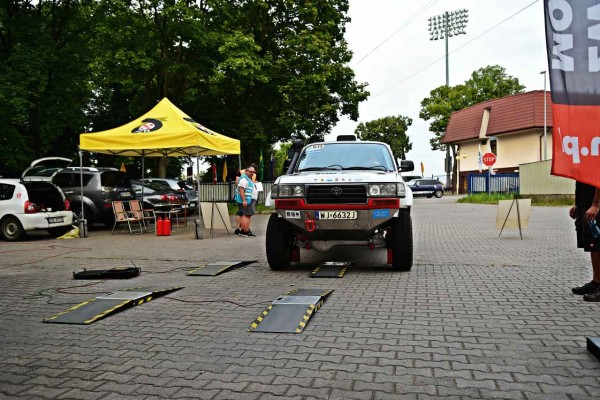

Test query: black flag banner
[544,0,600,187]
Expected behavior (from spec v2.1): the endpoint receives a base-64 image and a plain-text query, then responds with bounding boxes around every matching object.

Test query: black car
[130,180,188,211]
[53,168,136,227]
[407,179,444,198]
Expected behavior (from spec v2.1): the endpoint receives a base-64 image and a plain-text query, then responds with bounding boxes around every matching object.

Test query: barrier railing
[468,173,519,194]
[198,181,274,204]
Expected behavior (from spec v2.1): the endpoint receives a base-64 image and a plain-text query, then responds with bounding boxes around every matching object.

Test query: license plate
[316,211,357,220]
[48,217,64,224]
[120,192,132,198]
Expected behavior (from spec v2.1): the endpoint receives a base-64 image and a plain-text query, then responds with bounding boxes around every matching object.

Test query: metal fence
[198,181,275,204]
[468,173,519,194]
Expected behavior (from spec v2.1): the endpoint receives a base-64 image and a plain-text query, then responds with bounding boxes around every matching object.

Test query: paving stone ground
[0,196,599,400]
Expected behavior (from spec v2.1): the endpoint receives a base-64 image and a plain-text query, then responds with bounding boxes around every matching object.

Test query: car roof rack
[336,135,357,141]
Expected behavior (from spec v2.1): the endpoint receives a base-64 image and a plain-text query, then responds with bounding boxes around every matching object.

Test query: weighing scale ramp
[587,337,600,361]
[310,262,350,278]
[43,286,183,324]
[187,260,256,276]
[248,288,333,334]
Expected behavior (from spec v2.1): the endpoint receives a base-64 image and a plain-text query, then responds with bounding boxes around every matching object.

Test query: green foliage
[419,65,525,151]
[0,0,368,178]
[354,116,413,159]
[457,193,574,207]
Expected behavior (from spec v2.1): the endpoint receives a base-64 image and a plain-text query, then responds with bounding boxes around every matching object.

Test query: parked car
[130,180,188,212]
[406,179,444,198]
[53,167,136,227]
[142,178,198,215]
[0,158,74,241]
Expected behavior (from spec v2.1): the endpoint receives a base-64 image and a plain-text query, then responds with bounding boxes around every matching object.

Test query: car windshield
[407,180,418,186]
[296,143,395,172]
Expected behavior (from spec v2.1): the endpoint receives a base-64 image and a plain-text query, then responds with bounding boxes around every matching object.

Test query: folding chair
[112,201,143,235]
[168,199,187,229]
[129,199,156,233]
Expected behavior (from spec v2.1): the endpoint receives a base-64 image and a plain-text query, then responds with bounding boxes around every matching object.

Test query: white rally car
[265,136,414,271]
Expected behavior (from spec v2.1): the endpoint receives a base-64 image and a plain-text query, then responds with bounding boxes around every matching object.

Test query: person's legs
[582,251,600,301]
[592,251,600,281]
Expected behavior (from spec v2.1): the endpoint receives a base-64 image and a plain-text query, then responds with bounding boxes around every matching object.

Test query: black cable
[164,297,270,308]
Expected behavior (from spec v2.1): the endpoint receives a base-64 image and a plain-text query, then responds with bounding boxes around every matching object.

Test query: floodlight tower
[428,8,468,192]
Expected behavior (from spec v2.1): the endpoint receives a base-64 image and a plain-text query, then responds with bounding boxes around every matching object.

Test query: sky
[327,0,547,183]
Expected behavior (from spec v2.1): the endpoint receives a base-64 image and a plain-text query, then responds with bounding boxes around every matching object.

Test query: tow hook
[305,212,316,232]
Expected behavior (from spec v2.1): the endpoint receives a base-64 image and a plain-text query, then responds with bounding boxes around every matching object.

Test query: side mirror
[398,160,414,172]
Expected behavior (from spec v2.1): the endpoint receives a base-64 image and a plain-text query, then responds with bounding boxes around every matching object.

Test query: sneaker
[247,230,256,237]
[583,292,600,302]
[234,228,241,235]
[239,231,249,238]
[572,280,600,295]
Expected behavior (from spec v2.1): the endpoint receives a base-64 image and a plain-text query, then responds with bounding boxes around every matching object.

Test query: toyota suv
[53,168,135,227]
[265,137,415,271]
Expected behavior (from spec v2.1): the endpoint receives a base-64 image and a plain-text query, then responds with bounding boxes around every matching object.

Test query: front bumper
[275,198,402,241]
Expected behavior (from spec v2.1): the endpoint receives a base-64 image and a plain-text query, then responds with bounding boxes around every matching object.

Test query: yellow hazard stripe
[45,298,96,321]
[295,304,316,334]
[338,266,348,277]
[84,300,131,324]
[248,305,272,331]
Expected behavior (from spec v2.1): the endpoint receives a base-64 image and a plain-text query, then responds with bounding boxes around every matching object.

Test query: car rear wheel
[2,216,25,241]
[72,204,95,228]
[434,189,443,198]
[266,213,295,270]
[388,211,413,271]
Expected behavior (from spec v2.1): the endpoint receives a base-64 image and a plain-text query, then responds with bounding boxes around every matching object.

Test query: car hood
[22,157,72,182]
[276,170,404,184]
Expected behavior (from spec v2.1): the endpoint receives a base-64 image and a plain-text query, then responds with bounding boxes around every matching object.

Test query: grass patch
[457,193,574,206]
[227,203,274,215]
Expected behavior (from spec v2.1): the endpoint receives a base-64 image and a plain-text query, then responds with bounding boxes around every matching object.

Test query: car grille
[306,185,367,204]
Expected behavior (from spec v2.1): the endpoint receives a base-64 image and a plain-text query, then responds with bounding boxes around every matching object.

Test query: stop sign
[482,152,496,167]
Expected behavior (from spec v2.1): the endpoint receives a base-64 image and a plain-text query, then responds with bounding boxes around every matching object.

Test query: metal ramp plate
[248,288,333,334]
[587,337,600,361]
[187,260,256,276]
[43,286,182,325]
[310,262,350,278]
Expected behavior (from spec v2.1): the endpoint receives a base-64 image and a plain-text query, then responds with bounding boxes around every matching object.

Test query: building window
[489,137,497,155]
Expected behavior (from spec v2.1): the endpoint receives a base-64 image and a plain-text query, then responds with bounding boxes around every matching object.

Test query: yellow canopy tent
[76,98,240,224]
[80,97,240,157]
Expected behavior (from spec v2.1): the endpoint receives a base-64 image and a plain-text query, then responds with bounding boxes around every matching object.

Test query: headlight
[278,184,305,197]
[271,184,279,198]
[368,183,397,196]
[397,182,406,196]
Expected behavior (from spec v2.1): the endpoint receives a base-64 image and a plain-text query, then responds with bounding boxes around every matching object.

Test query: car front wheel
[388,211,413,271]
[265,213,295,270]
[2,216,25,241]
[434,189,443,198]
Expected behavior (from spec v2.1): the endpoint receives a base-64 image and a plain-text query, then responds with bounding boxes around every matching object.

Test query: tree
[419,65,525,190]
[0,0,96,177]
[354,116,412,159]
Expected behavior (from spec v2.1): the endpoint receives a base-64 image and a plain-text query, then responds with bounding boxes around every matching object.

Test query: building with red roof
[442,90,553,194]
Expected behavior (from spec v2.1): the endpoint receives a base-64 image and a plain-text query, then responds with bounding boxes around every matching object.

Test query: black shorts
[575,211,600,252]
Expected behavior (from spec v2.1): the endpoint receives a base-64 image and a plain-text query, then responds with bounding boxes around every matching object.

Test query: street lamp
[428,8,469,193]
[540,70,547,161]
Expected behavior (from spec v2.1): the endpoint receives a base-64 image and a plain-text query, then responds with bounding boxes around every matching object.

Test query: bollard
[78,219,88,238]
[194,219,203,239]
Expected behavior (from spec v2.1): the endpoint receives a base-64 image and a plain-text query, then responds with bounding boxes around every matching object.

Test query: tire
[265,213,295,270]
[72,204,94,228]
[389,211,413,271]
[434,189,443,198]
[1,216,25,241]
[47,226,73,238]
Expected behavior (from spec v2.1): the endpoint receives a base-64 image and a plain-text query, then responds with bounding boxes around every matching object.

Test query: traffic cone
[156,217,163,236]
[164,217,171,236]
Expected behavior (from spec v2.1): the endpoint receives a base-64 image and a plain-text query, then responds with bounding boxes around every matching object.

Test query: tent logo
[184,118,215,135]
[132,118,163,133]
